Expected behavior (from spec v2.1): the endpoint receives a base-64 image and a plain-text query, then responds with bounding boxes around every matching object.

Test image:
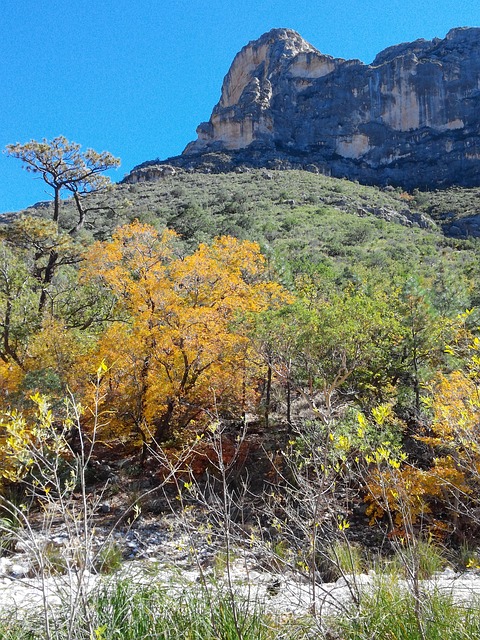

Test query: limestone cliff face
[182,27,480,188]
[185,29,318,152]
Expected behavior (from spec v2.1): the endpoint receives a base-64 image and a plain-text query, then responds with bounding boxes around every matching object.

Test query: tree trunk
[38,249,58,314]
[286,363,292,433]
[71,192,86,234]
[1,298,24,368]
[53,186,60,223]
[265,361,272,429]
[152,399,176,447]
[137,424,148,467]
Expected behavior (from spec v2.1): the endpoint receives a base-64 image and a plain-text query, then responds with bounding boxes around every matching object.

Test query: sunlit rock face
[182,27,480,188]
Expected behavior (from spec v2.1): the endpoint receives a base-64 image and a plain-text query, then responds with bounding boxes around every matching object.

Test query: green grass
[94,581,274,640]
[0,580,300,640]
[370,540,447,583]
[336,579,480,640]
[398,539,447,580]
[326,540,365,580]
[2,577,480,640]
[94,541,124,575]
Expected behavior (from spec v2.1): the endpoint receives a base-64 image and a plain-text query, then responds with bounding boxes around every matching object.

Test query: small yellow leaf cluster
[0,394,69,485]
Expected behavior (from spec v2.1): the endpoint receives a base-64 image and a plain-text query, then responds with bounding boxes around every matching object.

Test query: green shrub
[450,543,480,571]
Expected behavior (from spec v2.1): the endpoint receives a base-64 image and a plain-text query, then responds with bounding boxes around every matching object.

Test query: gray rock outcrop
[179,27,480,189]
[123,164,178,184]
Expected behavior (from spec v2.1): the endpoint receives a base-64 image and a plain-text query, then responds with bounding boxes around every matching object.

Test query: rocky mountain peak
[180,27,480,189]
[217,28,317,107]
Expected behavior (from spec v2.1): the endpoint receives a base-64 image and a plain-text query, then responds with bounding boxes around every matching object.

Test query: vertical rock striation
[180,27,480,188]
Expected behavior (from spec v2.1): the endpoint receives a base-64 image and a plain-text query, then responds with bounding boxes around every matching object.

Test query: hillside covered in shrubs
[2,138,480,638]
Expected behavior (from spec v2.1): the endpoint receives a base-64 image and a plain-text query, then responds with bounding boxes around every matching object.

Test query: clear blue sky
[1,0,479,213]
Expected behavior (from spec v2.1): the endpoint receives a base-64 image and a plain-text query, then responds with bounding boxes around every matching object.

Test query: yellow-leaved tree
[81,221,291,453]
[364,329,480,541]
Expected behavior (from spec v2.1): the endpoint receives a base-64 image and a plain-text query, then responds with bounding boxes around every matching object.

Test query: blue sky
[1,0,479,213]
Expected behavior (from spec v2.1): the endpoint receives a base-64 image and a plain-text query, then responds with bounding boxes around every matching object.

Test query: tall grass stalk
[335,580,480,640]
[0,581,293,640]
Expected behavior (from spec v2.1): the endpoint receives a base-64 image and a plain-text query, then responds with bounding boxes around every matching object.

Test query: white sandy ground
[1,517,480,620]
[1,557,480,620]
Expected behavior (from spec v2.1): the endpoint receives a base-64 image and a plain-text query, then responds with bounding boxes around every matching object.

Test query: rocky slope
[143,27,480,189]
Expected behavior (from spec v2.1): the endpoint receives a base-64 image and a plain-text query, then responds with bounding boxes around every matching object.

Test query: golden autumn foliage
[0,393,70,486]
[366,464,439,529]
[81,222,291,447]
[365,339,480,539]
[0,360,24,398]
[365,457,469,537]
[422,370,480,450]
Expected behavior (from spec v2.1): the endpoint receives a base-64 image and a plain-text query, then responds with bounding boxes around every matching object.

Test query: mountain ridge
[127,26,480,189]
